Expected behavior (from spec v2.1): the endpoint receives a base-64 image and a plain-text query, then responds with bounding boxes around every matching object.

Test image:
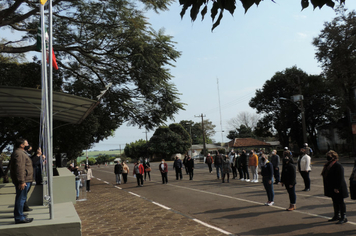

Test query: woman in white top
[298,148,311,191]
[86,165,93,192]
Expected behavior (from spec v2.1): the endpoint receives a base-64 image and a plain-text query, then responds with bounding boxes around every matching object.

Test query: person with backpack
[143,157,151,181]
[133,160,144,187]
[114,161,123,185]
[205,153,214,173]
[159,159,168,184]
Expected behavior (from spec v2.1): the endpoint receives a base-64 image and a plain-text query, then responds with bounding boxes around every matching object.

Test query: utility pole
[298,77,308,145]
[195,113,207,156]
[143,130,148,159]
[143,130,148,142]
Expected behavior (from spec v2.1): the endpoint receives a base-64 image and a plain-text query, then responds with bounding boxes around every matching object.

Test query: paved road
[92,162,356,235]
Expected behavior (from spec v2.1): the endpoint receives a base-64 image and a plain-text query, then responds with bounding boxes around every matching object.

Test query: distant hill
[77,150,123,162]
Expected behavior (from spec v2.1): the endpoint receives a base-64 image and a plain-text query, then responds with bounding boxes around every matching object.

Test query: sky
[88,1,356,151]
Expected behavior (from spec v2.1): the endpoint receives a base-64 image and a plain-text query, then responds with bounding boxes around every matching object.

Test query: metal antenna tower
[217,78,223,144]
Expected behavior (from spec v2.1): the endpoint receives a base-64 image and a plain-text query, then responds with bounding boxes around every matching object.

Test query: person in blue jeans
[214,152,223,179]
[10,138,34,224]
[72,166,81,200]
[260,155,274,206]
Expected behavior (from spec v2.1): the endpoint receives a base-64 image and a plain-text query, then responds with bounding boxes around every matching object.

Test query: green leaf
[240,0,255,13]
[301,0,309,10]
[212,9,224,31]
[201,5,208,21]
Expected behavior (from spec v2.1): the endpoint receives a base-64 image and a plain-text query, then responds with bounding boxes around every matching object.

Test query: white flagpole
[48,0,54,220]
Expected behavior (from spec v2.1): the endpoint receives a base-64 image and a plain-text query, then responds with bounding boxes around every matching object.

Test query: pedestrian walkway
[74,178,227,236]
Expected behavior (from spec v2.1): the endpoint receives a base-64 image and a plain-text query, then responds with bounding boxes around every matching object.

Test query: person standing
[143,157,151,181]
[235,151,243,180]
[304,143,313,156]
[322,150,348,224]
[122,161,129,184]
[270,150,280,184]
[86,165,93,192]
[229,150,237,179]
[159,159,168,184]
[239,150,250,181]
[205,153,214,173]
[114,161,123,185]
[173,156,183,180]
[214,151,223,179]
[72,166,81,200]
[260,155,274,206]
[133,161,144,187]
[186,156,194,180]
[298,148,311,191]
[248,150,258,183]
[31,148,43,185]
[183,155,189,175]
[281,151,297,211]
[222,155,231,183]
[10,138,34,224]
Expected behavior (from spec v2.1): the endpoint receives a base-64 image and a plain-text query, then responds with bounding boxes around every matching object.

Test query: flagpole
[48,0,54,220]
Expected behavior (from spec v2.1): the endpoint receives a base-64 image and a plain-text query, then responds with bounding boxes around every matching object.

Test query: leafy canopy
[179,0,347,31]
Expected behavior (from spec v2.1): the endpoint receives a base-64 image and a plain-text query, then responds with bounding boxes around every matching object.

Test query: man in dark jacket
[186,156,194,180]
[205,153,213,173]
[239,150,249,181]
[270,150,280,184]
[114,161,123,185]
[10,138,33,224]
[173,156,183,180]
[322,150,348,224]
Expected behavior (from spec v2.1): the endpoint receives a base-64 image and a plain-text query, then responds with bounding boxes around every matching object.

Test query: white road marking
[96,178,101,180]
[193,218,232,235]
[128,191,140,197]
[115,186,122,190]
[152,201,171,210]
[103,181,109,184]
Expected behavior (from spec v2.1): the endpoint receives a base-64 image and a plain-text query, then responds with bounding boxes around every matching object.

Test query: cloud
[293,14,307,20]
[297,32,308,39]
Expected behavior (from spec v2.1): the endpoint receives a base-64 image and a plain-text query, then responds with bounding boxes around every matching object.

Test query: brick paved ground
[74,178,226,236]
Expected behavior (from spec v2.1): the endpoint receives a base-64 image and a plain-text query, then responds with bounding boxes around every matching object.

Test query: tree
[95,154,111,164]
[124,139,148,159]
[249,66,341,151]
[227,112,260,131]
[179,120,216,144]
[226,124,255,140]
[179,0,346,30]
[0,0,184,158]
[313,7,356,149]
[148,123,191,160]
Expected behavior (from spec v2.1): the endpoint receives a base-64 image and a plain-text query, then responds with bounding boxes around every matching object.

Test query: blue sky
[90,1,356,151]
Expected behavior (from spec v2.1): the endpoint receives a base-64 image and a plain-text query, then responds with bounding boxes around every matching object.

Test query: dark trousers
[14,182,31,222]
[188,169,194,180]
[238,167,243,179]
[122,173,128,183]
[23,182,32,211]
[34,166,42,185]
[274,167,280,183]
[144,171,151,181]
[232,166,237,178]
[332,195,346,218]
[300,171,310,190]
[86,180,90,191]
[161,172,168,184]
[207,163,212,172]
[136,174,143,186]
[184,166,188,174]
[222,173,230,181]
[263,177,274,202]
[286,184,296,204]
[175,168,182,180]
[242,165,249,179]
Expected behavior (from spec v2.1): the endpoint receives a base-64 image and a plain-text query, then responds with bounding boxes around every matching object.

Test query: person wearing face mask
[322,150,348,224]
[297,148,311,191]
[186,156,194,180]
[260,154,274,206]
[248,150,258,183]
[159,159,168,184]
[281,151,297,211]
[270,150,280,184]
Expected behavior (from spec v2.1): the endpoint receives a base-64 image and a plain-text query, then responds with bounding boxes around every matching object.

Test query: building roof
[191,144,224,150]
[229,138,271,148]
[0,86,97,124]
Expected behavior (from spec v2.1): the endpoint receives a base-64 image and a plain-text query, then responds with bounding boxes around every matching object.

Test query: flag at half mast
[37,24,59,70]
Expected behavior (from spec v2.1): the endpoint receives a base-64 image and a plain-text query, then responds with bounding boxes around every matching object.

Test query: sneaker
[245,179,250,182]
[268,201,274,206]
[240,178,245,181]
[264,202,269,206]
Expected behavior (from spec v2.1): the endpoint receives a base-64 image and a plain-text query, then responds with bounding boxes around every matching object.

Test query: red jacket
[159,163,168,173]
[133,164,144,175]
